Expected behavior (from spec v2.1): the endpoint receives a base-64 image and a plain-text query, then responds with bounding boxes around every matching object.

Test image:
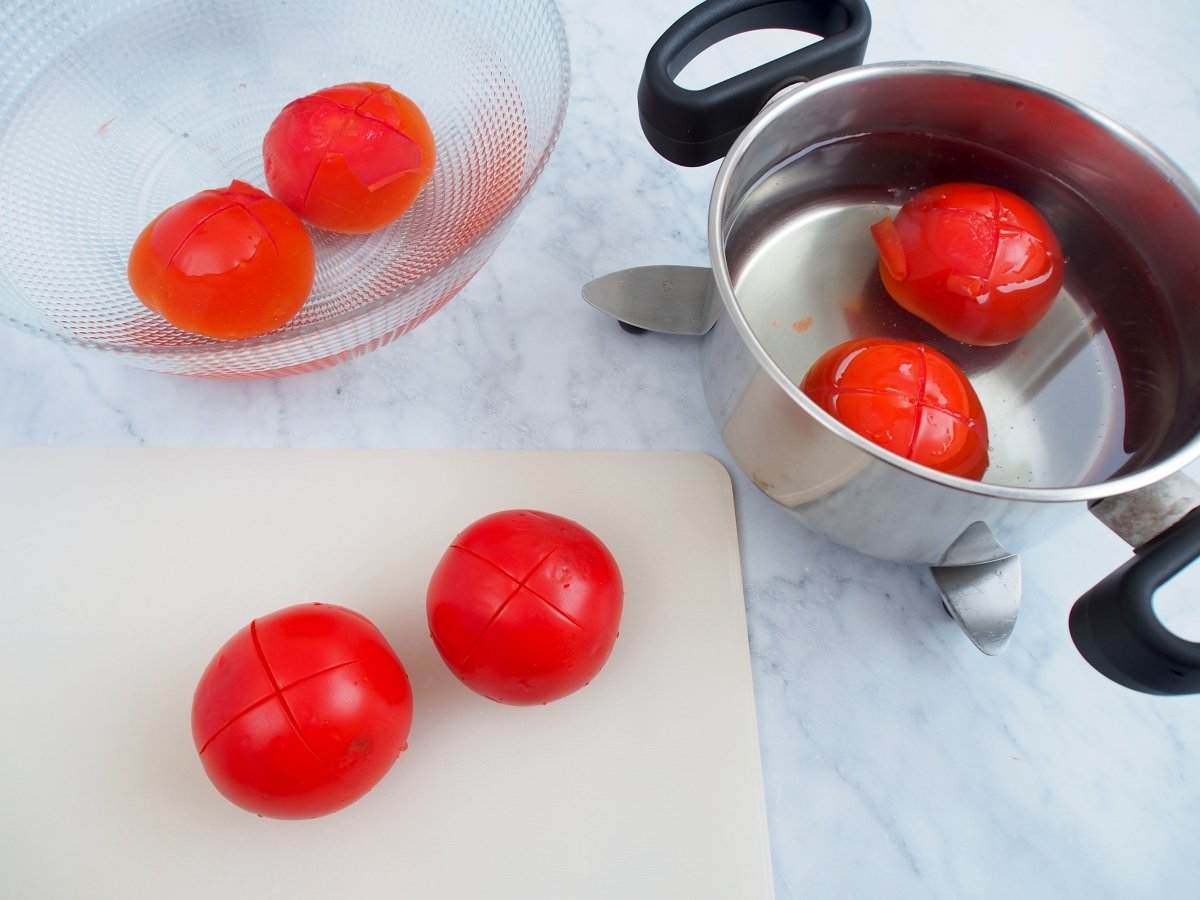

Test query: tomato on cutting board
[127,180,315,340]
[426,510,624,706]
[801,337,990,479]
[870,182,1064,346]
[191,603,413,819]
[262,81,436,234]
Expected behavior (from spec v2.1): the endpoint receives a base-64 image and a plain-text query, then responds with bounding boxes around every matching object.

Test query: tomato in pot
[426,510,624,706]
[127,180,315,340]
[870,182,1064,346]
[191,602,413,819]
[262,82,436,234]
[800,337,990,480]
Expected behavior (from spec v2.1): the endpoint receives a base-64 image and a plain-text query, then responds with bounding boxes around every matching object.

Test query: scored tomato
[801,337,990,479]
[870,182,1064,346]
[127,180,315,340]
[263,82,436,234]
[191,603,413,819]
[426,510,624,706]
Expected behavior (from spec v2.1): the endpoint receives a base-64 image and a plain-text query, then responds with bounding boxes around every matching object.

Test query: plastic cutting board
[0,449,773,899]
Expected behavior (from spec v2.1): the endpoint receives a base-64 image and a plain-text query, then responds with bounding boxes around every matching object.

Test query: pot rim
[707,59,1200,504]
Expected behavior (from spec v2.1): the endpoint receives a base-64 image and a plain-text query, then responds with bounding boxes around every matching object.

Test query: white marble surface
[3,0,1200,896]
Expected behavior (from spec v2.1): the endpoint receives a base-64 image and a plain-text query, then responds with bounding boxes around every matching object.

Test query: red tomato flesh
[426,510,624,706]
[191,603,413,819]
[801,337,990,479]
[263,82,436,234]
[127,180,315,340]
[870,182,1064,346]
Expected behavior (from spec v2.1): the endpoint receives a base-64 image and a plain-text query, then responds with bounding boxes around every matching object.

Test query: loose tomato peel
[869,216,908,282]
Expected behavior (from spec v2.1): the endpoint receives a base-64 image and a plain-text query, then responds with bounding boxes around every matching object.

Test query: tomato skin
[801,337,989,479]
[127,180,315,340]
[871,182,1063,346]
[426,510,624,706]
[263,82,436,234]
[191,603,413,819]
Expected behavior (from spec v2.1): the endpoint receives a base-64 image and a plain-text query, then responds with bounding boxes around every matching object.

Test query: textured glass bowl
[0,0,570,377]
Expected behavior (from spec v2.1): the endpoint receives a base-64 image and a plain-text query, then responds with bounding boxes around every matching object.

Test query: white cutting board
[0,449,772,899]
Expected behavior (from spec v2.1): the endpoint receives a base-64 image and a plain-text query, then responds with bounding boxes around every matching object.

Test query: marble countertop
[2,0,1199,896]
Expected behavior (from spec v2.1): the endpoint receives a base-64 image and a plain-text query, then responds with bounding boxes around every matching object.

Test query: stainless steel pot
[583,0,1200,693]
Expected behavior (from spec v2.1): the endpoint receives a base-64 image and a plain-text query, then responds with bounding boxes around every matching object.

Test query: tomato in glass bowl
[263,82,437,234]
[0,0,570,377]
[127,180,315,340]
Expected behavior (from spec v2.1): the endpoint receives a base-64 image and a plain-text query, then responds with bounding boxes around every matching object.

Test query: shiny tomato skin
[127,180,315,340]
[871,182,1064,346]
[426,510,624,706]
[191,603,413,819]
[801,337,989,479]
[263,82,436,234]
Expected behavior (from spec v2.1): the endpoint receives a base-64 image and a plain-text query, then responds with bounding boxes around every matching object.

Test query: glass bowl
[0,0,570,377]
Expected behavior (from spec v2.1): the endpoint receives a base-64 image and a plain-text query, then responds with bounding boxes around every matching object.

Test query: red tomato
[127,180,315,340]
[870,182,1064,346]
[191,603,413,819]
[262,82,436,234]
[426,510,624,706]
[801,337,989,479]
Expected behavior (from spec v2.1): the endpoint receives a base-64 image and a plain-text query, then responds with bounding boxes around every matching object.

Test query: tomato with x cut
[262,81,436,234]
[870,182,1064,346]
[127,180,315,340]
[191,603,413,819]
[426,510,624,705]
[801,337,990,480]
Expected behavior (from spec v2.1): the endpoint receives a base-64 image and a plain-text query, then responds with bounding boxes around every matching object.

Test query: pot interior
[714,62,1200,494]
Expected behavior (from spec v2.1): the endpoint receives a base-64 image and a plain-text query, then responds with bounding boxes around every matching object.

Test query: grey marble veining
[2,0,1200,897]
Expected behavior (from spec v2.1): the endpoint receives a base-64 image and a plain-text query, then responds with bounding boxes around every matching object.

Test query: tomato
[800,337,989,479]
[870,182,1064,346]
[262,82,436,234]
[426,510,624,706]
[191,603,413,819]
[127,180,315,340]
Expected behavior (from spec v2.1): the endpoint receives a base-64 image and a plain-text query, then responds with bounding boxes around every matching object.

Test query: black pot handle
[638,0,872,167]
[1069,506,1200,695]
